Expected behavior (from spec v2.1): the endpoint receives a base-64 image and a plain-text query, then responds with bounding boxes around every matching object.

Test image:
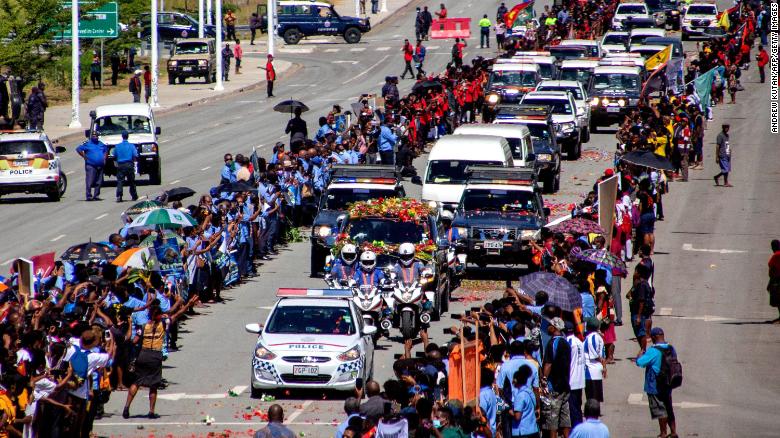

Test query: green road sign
[59,2,119,39]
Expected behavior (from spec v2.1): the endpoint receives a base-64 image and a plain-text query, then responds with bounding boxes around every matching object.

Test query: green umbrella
[125,200,164,218]
[139,230,187,248]
[129,208,198,230]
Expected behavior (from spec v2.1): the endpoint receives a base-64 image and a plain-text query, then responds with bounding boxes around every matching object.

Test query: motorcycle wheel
[400,312,415,340]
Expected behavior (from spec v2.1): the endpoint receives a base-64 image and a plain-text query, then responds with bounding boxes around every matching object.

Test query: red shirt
[437,7,447,19]
[266,61,276,81]
[757,50,769,68]
[143,71,151,86]
[769,251,780,279]
[403,43,413,62]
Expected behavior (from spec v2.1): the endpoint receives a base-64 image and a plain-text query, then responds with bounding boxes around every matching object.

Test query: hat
[551,317,565,331]
[650,327,664,337]
[563,320,575,333]
[604,168,614,177]
[275,141,285,148]
[134,69,142,75]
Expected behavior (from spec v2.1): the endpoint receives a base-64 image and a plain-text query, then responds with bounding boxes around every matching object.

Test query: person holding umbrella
[284,106,308,153]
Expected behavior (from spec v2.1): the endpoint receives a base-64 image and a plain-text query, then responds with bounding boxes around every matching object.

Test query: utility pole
[380,0,387,13]
[207,0,212,25]
[151,0,160,107]
[69,0,81,128]
[267,0,275,57]
[215,0,224,91]
[355,0,359,16]
[198,0,204,37]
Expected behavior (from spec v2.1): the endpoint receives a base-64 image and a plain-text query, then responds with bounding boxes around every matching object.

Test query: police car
[276,0,371,45]
[0,130,67,201]
[245,288,375,396]
[680,1,718,40]
[611,2,651,30]
[310,165,404,276]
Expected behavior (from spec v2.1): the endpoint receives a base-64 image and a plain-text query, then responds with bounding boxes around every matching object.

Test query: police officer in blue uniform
[330,243,358,283]
[353,250,385,287]
[114,130,138,202]
[76,132,108,201]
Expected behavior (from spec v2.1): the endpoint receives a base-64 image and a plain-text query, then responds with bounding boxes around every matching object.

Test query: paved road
[2,0,778,436]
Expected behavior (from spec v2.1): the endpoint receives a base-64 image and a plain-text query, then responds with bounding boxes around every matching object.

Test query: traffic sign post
[59,2,119,39]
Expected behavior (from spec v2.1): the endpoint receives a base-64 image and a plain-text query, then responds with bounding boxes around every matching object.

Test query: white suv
[612,2,650,30]
[520,91,582,159]
[0,131,67,201]
[681,2,718,40]
[535,80,591,144]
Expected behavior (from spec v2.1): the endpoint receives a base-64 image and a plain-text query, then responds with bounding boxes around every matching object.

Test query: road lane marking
[201,166,211,171]
[681,243,747,254]
[0,259,13,266]
[229,385,248,396]
[332,60,359,64]
[342,54,390,85]
[66,170,75,175]
[96,421,344,426]
[658,307,672,316]
[94,213,108,220]
[169,179,181,185]
[376,46,391,51]
[50,234,66,242]
[284,400,313,424]
[350,47,366,52]
[427,45,440,49]
[256,306,274,310]
[278,48,313,54]
[324,48,340,52]
[627,393,718,408]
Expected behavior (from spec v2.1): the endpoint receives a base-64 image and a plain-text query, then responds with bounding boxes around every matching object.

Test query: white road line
[50,234,66,242]
[66,170,75,175]
[279,134,287,139]
[682,243,747,254]
[342,54,389,85]
[94,213,108,220]
[201,166,211,171]
[229,385,248,396]
[627,393,644,405]
[376,46,391,51]
[278,48,314,54]
[627,393,718,408]
[96,421,341,427]
[159,139,170,143]
[288,84,309,87]
[350,47,366,52]
[169,179,181,185]
[658,307,672,316]
[256,305,274,310]
[332,60,359,64]
[427,45,440,49]
[284,400,313,424]
[324,48,340,52]
[0,259,14,267]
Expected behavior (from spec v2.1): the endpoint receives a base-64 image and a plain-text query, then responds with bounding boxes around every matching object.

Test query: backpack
[70,346,89,380]
[655,345,682,389]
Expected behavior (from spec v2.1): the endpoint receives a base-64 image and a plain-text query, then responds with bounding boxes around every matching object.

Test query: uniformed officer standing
[479,14,492,48]
[114,130,139,202]
[76,132,108,201]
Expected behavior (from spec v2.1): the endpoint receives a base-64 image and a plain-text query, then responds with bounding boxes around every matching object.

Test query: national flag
[642,63,668,96]
[504,1,535,28]
[644,45,673,72]
[693,67,717,113]
[717,9,731,30]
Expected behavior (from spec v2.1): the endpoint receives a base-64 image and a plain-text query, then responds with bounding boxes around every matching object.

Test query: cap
[604,168,614,177]
[563,320,575,333]
[275,141,285,148]
[650,327,664,337]
[134,69,142,75]
[551,317,565,331]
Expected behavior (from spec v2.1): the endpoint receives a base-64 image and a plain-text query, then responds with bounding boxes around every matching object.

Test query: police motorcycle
[389,243,435,341]
[440,210,467,280]
[350,250,394,345]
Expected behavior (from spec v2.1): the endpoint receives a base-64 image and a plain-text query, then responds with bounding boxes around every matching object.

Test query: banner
[694,67,717,113]
[598,175,619,250]
[644,45,672,72]
[504,0,535,28]
[153,238,185,278]
[642,63,668,96]
[448,337,485,403]
[666,57,684,95]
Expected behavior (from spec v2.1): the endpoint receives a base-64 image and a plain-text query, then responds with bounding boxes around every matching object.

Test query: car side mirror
[363,325,377,336]
[55,146,67,154]
[155,126,162,135]
[245,323,262,334]
[543,207,551,216]
[84,129,90,138]
[411,175,422,185]
[526,153,536,162]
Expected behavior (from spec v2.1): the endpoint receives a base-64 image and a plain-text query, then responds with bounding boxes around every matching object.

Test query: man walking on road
[630,263,655,354]
[713,124,732,187]
[26,85,47,130]
[768,240,780,323]
[129,70,142,103]
[414,40,427,77]
[451,38,466,68]
[636,327,679,438]
[479,14,492,48]
[143,65,152,103]
[378,119,397,166]
[400,39,415,79]
[285,107,307,152]
[76,132,108,201]
[249,13,261,45]
[114,130,138,202]
[756,45,769,83]
[253,405,296,438]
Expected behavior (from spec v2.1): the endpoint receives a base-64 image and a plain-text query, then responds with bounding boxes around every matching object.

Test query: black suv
[276,1,371,44]
[139,12,220,42]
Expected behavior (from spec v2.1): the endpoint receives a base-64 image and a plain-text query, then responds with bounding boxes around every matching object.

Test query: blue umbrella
[519,272,582,312]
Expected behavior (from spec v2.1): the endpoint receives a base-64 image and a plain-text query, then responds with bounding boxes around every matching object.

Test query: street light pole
[151,0,160,107]
[267,0,275,57]
[380,0,387,13]
[198,0,204,37]
[355,0,359,16]
[207,0,212,25]
[68,0,81,128]
[215,0,224,91]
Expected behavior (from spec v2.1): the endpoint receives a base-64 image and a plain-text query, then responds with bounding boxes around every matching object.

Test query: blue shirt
[353,268,384,287]
[581,292,596,319]
[511,386,538,436]
[330,260,357,281]
[570,418,610,438]
[498,356,539,393]
[76,140,108,167]
[378,125,397,152]
[334,413,361,438]
[114,140,138,163]
[479,386,498,435]
[636,343,673,395]
[221,164,237,183]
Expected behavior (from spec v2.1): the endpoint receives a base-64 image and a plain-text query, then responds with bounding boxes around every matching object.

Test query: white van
[452,124,533,168]
[422,135,512,209]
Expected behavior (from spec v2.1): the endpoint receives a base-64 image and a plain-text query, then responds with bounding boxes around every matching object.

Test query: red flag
[504,1,535,29]
[10,252,56,278]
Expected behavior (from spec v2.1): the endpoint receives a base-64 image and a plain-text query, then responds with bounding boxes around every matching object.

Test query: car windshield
[592,73,640,91]
[536,64,554,79]
[566,45,599,57]
[632,48,664,59]
[426,160,504,184]
[490,70,538,87]
[95,116,152,135]
[687,5,716,15]
[347,218,426,245]
[603,34,628,45]
[175,42,209,54]
[324,188,398,210]
[538,86,583,100]
[0,141,48,156]
[506,138,524,160]
[548,47,586,60]
[559,69,593,85]
[265,306,355,335]
[521,98,573,114]
[617,5,647,14]
[525,123,552,140]
[461,189,537,212]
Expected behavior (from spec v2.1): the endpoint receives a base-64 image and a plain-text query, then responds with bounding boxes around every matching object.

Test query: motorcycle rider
[353,250,385,287]
[330,243,358,284]
[394,242,430,356]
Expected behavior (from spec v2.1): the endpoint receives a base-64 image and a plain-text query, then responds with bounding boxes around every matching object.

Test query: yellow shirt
[0,392,16,438]
[478,18,491,28]
[653,135,668,157]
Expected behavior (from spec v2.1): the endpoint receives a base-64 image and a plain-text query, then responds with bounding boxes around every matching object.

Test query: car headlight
[629,98,639,105]
[337,345,361,362]
[618,98,626,107]
[536,153,552,161]
[504,88,519,95]
[198,60,208,66]
[487,93,500,104]
[671,10,679,15]
[454,227,468,237]
[520,230,538,240]
[315,225,332,238]
[255,345,277,360]
[140,143,157,153]
[590,97,600,106]
[561,122,576,132]
[168,60,177,67]
[602,97,611,106]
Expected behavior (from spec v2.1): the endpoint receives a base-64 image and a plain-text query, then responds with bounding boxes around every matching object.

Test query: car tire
[47,190,61,202]
[57,171,67,196]
[204,73,211,84]
[344,28,362,44]
[543,172,555,194]
[149,161,162,185]
[682,32,688,41]
[250,385,262,399]
[178,75,185,84]
[283,28,302,45]
[553,170,560,192]
[168,75,176,85]
[590,119,598,133]
[572,138,582,160]
[582,127,590,143]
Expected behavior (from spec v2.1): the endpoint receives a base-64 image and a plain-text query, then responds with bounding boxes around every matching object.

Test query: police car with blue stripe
[245,288,376,396]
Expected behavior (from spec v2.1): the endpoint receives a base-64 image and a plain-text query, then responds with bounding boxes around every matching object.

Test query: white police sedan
[245,288,376,396]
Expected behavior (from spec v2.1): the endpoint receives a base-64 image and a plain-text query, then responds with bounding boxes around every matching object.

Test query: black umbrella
[60,241,120,263]
[164,187,197,202]
[273,99,309,114]
[216,181,256,193]
[412,80,443,94]
[620,151,674,171]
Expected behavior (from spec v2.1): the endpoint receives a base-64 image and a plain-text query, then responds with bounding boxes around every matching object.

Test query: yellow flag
[644,45,672,71]
[717,11,730,30]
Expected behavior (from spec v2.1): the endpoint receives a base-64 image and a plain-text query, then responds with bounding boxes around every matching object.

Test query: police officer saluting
[114,130,139,202]
[76,132,108,201]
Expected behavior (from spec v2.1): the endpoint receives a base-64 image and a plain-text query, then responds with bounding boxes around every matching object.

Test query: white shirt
[584,332,605,381]
[566,334,585,390]
[64,343,112,400]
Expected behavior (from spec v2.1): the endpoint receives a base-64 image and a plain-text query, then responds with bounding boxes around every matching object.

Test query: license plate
[293,365,318,376]
[483,240,503,249]
[182,66,192,71]
[14,160,28,167]
[606,106,620,113]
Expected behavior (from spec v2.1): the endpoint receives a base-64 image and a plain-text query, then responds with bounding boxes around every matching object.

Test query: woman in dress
[594,269,616,364]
